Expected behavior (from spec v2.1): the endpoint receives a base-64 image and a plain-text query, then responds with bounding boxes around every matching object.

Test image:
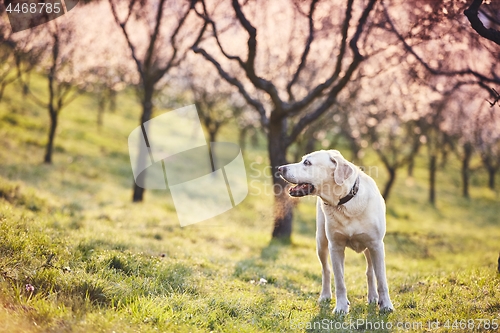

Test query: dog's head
[277,150,354,198]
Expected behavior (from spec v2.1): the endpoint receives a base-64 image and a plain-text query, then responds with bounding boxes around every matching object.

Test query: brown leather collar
[324,176,360,207]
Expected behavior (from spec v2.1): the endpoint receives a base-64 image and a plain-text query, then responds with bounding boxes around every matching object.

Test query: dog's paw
[378,299,394,313]
[380,306,394,313]
[333,306,349,315]
[333,300,350,315]
[318,293,332,304]
[368,295,378,305]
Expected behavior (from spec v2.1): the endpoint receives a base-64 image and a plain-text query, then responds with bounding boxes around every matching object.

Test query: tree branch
[153,0,196,82]
[108,0,145,82]
[144,0,167,73]
[231,0,283,112]
[193,0,246,67]
[286,0,377,146]
[24,85,48,108]
[284,0,355,116]
[286,0,318,101]
[192,45,269,127]
[383,1,500,86]
[464,0,500,46]
[58,84,81,111]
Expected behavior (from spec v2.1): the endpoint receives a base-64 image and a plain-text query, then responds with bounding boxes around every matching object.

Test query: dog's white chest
[323,205,375,252]
[323,205,360,234]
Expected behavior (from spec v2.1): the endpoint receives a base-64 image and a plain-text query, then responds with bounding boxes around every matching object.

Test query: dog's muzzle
[277,166,315,197]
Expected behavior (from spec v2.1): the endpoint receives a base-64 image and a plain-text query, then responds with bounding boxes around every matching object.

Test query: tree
[193,0,379,239]
[40,23,81,163]
[6,1,136,164]
[420,93,454,206]
[336,75,422,201]
[383,0,500,109]
[473,94,500,190]
[182,63,245,143]
[108,0,201,202]
[366,113,421,200]
[381,0,500,201]
[83,65,124,130]
[0,16,19,102]
[0,14,41,102]
[476,134,500,190]
[445,89,481,199]
[14,19,81,164]
[331,44,435,201]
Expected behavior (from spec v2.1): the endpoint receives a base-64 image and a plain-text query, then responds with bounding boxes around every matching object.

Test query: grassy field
[0,77,499,332]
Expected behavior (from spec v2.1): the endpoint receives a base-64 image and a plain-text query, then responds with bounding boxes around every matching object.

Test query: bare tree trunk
[132,85,154,203]
[21,71,30,96]
[440,148,448,169]
[407,157,414,177]
[97,95,105,131]
[208,130,217,143]
[109,89,117,112]
[461,142,472,199]
[0,83,6,102]
[44,108,58,164]
[409,139,421,177]
[132,173,146,203]
[382,167,396,200]
[488,167,496,190]
[45,51,57,164]
[238,127,248,151]
[429,155,437,205]
[269,119,293,240]
[480,155,497,190]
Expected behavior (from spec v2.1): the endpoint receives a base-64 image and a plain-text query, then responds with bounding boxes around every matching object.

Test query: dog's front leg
[330,244,349,314]
[317,239,331,303]
[363,248,378,304]
[368,242,394,312]
[316,200,331,303]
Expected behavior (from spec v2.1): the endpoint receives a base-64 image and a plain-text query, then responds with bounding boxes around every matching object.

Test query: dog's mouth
[288,183,315,197]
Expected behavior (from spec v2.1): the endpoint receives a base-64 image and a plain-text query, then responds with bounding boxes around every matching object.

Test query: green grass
[0,76,499,332]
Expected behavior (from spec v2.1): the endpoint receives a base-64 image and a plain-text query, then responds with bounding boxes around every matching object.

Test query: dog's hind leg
[316,199,331,303]
[364,248,378,304]
[368,242,394,312]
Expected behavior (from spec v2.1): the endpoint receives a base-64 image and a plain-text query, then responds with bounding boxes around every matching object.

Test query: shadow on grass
[260,237,291,261]
[233,238,295,285]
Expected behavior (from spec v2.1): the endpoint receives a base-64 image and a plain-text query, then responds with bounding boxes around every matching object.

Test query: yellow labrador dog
[278,150,393,313]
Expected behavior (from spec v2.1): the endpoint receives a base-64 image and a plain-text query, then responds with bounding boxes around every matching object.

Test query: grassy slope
[0,77,499,333]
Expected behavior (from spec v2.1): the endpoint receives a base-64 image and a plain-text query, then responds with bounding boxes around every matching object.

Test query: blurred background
[0,1,499,332]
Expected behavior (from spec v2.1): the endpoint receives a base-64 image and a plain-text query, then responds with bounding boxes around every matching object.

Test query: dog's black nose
[277,166,284,174]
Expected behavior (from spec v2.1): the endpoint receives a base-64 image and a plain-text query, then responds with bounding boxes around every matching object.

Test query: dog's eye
[304,160,311,166]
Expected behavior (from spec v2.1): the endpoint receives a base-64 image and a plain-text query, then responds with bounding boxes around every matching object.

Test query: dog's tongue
[289,183,314,197]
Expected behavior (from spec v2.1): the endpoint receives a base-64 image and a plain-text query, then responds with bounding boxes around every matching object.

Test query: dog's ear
[330,156,354,185]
